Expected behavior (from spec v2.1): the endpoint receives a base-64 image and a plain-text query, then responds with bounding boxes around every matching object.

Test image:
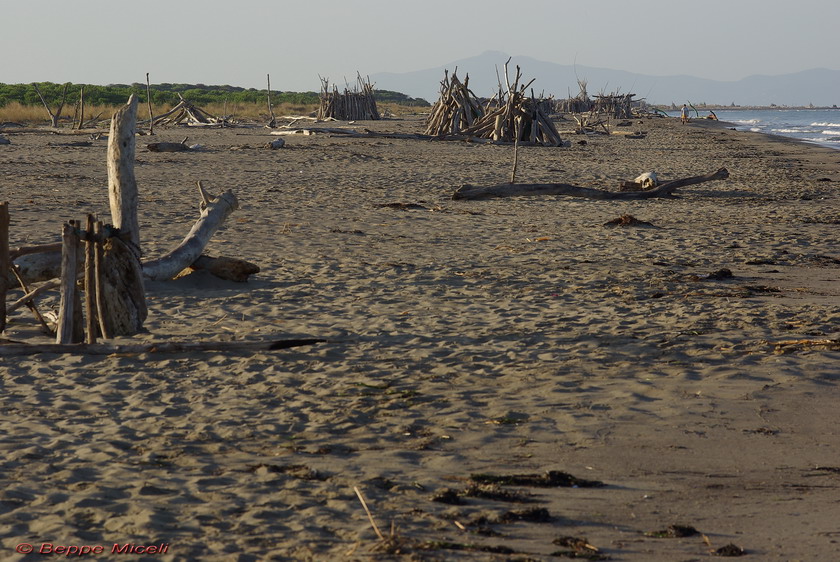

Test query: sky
[2,0,838,94]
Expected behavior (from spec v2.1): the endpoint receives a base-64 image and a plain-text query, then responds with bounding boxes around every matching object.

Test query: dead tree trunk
[104,95,146,335]
[453,168,730,200]
[33,82,70,128]
[108,94,141,249]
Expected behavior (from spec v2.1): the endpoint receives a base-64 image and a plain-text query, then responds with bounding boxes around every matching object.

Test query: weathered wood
[10,250,65,284]
[84,214,97,344]
[189,255,260,282]
[0,202,9,332]
[453,168,730,201]
[33,82,70,128]
[267,73,276,128]
[93,221,111,339]
[146,141,189,152]
[56,223,83,344]
[0,337,327,357]
[145,73,155,135]
[7,280,60,315]
[107,94,140,249]
[98,235,147,336]
[142,183,240,281]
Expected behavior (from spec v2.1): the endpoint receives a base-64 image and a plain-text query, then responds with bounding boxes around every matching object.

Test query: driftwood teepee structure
[151,94,221,127]
[317,74,380,121]
[427,61,564,146]
[424,70,485,136]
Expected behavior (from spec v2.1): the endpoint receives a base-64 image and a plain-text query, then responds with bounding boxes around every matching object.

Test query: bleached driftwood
[98,234,148,336]
[453,168,730,201]
[56,222,84,343]
[104,95,146,336]
[9,251,64,284]
[8,280,60,315]
[108,94,141,249]
[0,337,327,357]
[142,182,240,281]
[188,255,260,282]
[147,137,189,152]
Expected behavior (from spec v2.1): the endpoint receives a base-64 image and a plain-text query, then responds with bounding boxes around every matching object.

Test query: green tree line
[0,82,430,107]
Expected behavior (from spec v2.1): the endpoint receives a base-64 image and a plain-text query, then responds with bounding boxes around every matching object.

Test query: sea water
[667,108,840,150]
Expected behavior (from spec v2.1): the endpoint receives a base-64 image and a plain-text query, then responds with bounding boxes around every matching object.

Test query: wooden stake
[0,202,9,333]
[78,85,85,130]
[93,221,112,340]
[266,74,276,127]
[84,214,97,344]
[56,222,80,344]
[510,118,521,184]
[146,73,154,135]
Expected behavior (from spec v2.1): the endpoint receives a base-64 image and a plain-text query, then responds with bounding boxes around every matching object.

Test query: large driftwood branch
[0,338,326,357]
[452,168,730,201]
[142,183,240,281]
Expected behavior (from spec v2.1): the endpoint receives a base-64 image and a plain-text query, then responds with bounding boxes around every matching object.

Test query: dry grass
[0,100,424,125]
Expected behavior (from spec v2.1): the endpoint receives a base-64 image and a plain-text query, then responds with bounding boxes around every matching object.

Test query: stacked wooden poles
[455,63,564,146]
[56,215,146,344]
[424,70,484,136]
[151,95,219,127]
[317,74,381,121]
[426,63,564,146]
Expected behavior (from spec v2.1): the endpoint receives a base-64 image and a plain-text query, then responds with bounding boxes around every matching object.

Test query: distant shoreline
[654,105,839,111]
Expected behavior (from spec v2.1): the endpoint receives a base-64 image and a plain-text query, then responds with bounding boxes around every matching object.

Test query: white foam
[811,122,840,127]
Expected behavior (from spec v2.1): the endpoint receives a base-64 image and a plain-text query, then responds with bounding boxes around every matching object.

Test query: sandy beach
[1,112,839,560]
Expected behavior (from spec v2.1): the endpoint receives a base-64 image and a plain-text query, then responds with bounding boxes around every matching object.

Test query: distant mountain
[371,51,840,107]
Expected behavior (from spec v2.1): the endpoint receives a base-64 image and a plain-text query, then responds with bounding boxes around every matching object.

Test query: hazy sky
[2,0,837,93]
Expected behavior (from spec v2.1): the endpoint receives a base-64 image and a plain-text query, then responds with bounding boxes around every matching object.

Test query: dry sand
[1,113,839,561]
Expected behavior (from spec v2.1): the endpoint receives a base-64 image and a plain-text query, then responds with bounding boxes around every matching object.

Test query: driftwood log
[142,182,240,281]
[147,137,189,152]
[188,255,260,282]
[453,168,730,201]
[0,338,327,357]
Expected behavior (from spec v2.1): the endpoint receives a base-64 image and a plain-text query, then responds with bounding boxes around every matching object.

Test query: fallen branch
[453,168,730,201]
[771,338,840,354]
[0,337,327,357]
[142,182,239,281]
